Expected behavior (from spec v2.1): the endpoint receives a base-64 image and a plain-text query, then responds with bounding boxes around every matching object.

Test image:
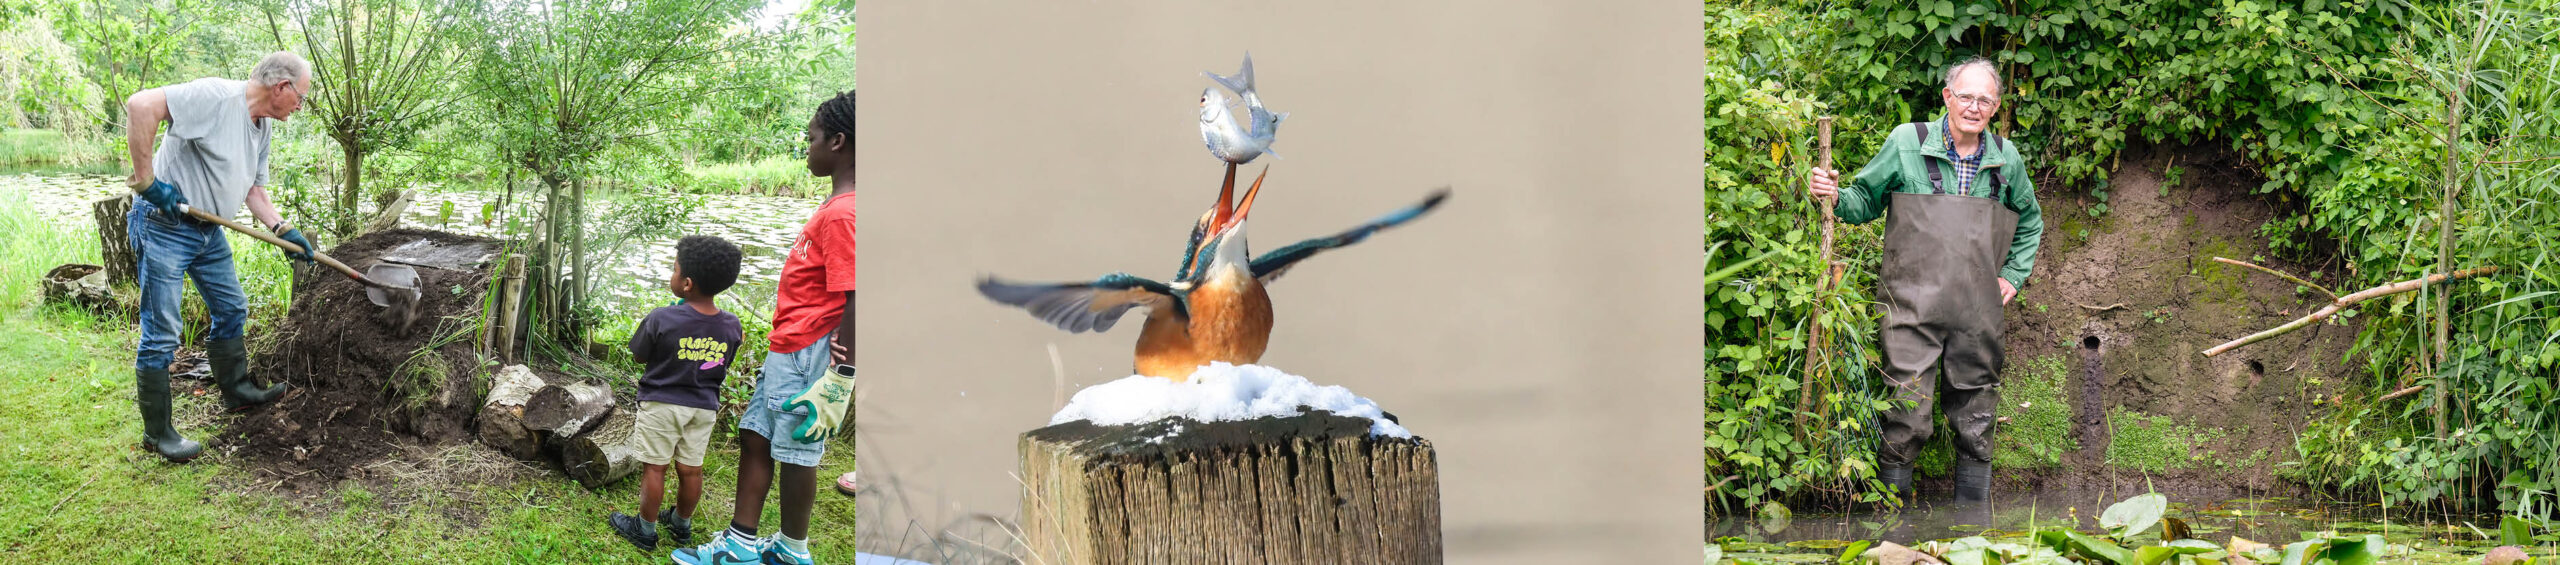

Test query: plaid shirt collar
[1941,120,1985,195]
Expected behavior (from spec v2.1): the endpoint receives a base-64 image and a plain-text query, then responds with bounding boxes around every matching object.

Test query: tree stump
[476,365,547,461]
[523,382,613,437]
[560,405,644,488]
[1019,411,1441,565]
[92,196,134,287]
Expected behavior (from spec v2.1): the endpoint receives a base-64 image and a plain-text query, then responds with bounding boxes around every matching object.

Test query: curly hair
[676,235,743,297]
[815,90,854,147]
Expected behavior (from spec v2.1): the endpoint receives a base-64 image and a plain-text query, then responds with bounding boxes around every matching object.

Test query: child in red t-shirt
[674,92,855,565]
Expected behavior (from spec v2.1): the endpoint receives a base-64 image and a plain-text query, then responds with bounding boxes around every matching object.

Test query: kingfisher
[978,164,1449,381]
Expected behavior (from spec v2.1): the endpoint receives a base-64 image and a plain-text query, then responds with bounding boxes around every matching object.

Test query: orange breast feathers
[1132,277,1273,381]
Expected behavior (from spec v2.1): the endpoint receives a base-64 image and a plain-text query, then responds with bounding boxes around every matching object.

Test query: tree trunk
[362,189,411,235]
[338,140,364,238]
[476,365,548,461]
[559,406,643,489]
[523,382,614,438]
[92,195,134,287]
[1020,412,1442,565]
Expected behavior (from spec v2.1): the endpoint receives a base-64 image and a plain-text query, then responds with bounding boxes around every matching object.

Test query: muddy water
[1710,494,2517,562]
[0,172,815,317]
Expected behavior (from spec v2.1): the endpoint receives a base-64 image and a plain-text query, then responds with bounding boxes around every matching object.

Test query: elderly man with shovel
[1807,56,2044,503]
[118,52,319,463]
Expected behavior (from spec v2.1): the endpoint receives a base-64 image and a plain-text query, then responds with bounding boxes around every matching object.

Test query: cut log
[92,196,134,287]
[523,382,613,437]
[361,190,411,235]
[475,365,547,461]
[560,406,643,489]
[1020,411,1441,565]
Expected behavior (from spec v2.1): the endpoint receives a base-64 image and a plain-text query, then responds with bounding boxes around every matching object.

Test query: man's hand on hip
[139,179,187,221]
[1998,278,2017,305]
[1808,166,1839,200]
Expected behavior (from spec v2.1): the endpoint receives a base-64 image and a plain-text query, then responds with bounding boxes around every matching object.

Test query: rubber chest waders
[1876,124,2019,469]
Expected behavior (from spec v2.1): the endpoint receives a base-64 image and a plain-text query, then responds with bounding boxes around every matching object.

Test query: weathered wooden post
[496,254,527,364]
[92,195,135,287]
[1019,411,1441,565]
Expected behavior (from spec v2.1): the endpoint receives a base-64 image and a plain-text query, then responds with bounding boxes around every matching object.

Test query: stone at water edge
[2483,545,2528,565]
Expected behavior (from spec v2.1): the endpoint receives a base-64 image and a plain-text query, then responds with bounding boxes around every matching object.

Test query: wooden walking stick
[1798,117,1838,427]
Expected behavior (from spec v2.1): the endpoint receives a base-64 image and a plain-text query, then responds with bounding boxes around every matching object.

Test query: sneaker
[660,508,694,545]
[607,511,657,551]
[672,528,765,565]
[761,542,814,565]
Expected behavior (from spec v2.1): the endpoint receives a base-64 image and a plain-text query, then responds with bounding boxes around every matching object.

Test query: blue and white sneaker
[761,542,815,565]
[670,528,764,565]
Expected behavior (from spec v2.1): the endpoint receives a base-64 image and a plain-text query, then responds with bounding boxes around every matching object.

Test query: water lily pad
[1783,539,1854,549]
[1725,552,1832,563]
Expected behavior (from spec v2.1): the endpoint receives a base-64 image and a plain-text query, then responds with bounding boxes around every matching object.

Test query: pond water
[2,172,817,322]
[1709,491,2535,563]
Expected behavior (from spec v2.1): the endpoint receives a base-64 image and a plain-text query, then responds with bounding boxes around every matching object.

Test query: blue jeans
[129,198,248,371]
[740,332,832,467]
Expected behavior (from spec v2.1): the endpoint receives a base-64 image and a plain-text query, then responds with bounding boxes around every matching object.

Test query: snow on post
[1019,363,1440,564]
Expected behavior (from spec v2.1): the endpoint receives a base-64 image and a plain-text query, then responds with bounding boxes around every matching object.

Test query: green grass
[1993,355,2078,470]
[0,128,74,168]
[0,189,854,561]
[681,157,823,197]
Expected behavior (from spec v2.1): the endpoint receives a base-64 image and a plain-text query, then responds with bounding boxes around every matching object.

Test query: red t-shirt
[768,191,855,354]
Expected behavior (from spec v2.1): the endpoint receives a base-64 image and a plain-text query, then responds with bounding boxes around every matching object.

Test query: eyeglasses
[1953,93,2000,111]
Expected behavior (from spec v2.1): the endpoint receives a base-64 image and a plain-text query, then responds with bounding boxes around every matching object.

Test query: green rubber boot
[209,338,285,412]
[137,366,203,462]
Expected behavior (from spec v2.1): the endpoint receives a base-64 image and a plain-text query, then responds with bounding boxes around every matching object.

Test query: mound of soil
[222,229,503,491]
[1977,143,2362,498]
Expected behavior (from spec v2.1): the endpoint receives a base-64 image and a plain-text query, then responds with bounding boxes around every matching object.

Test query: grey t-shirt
[150,78,272,220]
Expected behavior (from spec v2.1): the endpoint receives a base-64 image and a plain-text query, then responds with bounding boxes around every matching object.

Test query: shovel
[173,205,424,317]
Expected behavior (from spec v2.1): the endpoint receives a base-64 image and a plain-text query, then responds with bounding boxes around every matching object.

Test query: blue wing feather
[1251,189,1449,284]
[977,273,1183,333]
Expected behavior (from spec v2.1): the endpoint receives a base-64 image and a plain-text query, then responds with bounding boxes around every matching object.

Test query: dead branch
[2079,302,2129,312]
[2204,266,2500,357]
[2379,385,2429,402]
[2212,257,2339,301]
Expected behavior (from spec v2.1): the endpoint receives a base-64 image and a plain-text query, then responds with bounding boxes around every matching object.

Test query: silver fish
[1199,53,1286,164]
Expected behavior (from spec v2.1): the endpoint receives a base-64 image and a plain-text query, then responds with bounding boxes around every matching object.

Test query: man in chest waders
[1809,57,2043,503]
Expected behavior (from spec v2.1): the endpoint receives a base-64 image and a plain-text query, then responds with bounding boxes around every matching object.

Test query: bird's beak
[1210,163,1238,225]
[1221,165,1266,234]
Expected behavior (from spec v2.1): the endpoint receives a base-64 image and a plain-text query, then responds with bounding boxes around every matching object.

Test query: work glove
[272,223,317,264]
[141,179,189,222]
[784,365,854,443]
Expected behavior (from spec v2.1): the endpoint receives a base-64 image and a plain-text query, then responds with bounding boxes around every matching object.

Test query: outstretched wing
[1251,188,1450,284]
[977,272,1183,333]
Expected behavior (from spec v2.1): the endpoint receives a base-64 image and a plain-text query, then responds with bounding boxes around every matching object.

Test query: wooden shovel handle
[178,206,376,286]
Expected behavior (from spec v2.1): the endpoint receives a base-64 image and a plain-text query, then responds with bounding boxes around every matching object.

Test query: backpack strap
[1915,123,1947,195]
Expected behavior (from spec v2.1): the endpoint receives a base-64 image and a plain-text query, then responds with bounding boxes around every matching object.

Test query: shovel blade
[362,263,420,307]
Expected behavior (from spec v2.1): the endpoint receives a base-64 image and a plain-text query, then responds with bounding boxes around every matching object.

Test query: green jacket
[1834,116,2044,288]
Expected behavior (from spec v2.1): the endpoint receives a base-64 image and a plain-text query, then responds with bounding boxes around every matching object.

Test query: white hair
[249,52,309,88]
[1943,56,2001,92]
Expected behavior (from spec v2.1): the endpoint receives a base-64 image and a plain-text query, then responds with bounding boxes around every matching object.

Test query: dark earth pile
[221,229,502,490]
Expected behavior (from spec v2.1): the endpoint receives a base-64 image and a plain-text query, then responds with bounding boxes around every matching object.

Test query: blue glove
[274,225,316,263]
[141,179,189,221]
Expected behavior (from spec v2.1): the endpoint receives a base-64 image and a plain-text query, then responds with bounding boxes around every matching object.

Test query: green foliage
[1994,355,2077,469]
[1706,0,1899,517]
[2106,406,2225,473]
[0,128,72,166]
[683,156,824,197]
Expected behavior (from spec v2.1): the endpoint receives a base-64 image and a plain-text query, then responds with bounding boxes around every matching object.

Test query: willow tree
[55,0,196,147]
[473,0,769,340]
[260,0,481,237]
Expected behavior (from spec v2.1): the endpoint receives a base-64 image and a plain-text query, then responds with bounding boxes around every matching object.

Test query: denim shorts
[739,332,831,467]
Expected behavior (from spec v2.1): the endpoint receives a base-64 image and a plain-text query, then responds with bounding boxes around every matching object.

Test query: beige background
[855,1,1700,562]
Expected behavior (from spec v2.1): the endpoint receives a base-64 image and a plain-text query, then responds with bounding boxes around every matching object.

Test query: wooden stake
[1798,117,1837,428]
